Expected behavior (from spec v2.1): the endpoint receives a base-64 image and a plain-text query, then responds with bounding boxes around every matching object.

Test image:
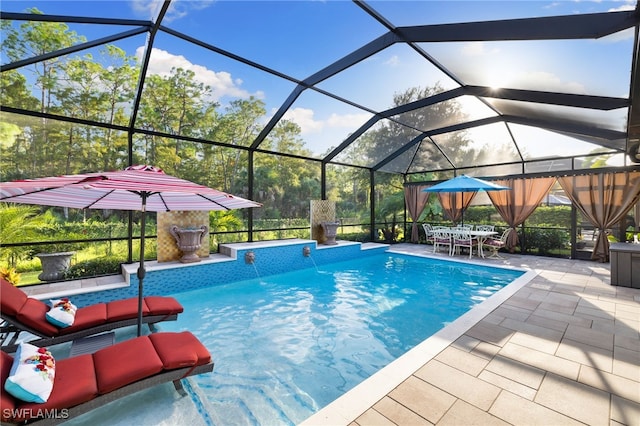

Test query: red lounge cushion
[15,354,98,423]
[1,351,17,423]
[16,299,59,336]
[60,303,107,335]
[144,296,184,316]
[93,336,163,394]
[1,278,28,317]
[105,298,150,322]
[149,331,212,369]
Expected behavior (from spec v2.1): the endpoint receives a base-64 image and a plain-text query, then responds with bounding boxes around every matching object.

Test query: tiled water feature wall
[66,239,388,307]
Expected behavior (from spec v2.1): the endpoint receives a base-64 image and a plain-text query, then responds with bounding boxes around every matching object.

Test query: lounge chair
[1,331,214,425]
[1,278,183,353]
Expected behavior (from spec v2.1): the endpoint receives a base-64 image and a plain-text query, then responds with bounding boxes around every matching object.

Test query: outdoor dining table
[429,226,498,258]
[467,230,498,258]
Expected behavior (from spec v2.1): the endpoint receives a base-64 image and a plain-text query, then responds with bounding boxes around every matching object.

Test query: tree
[134,67,216,176]
[1,8,87,177]
[250,120,321,220]
[209,97,265,193]
[0,204,49,267]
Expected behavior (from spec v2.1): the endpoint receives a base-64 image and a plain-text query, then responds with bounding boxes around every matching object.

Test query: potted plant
[0,267,21,285]
[379,214,399,244]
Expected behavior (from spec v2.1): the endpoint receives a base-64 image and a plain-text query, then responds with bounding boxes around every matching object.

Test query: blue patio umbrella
[422,175,510,224]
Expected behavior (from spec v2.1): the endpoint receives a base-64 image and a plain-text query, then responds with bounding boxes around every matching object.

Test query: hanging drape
[404,185,431,242]
[437,191,477,224]
[558,171,640,262]
[487,177,556,251]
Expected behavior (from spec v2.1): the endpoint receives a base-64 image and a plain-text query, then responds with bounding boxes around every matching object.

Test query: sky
[2,0,637,165]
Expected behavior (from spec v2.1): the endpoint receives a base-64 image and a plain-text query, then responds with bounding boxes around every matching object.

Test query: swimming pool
[159,252,524,425]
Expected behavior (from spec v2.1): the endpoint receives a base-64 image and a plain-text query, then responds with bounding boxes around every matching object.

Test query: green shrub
[521,226,570,255]
[464,206,500,224]
[64,257,123,279]
[527,206,572,227]
[340,231,371,242]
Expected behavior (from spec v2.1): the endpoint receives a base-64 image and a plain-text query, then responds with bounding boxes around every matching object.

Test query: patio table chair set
[422,224,511,259]
[0,278,214,425]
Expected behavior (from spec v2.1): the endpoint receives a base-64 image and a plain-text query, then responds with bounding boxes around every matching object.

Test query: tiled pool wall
[68,240,388,307]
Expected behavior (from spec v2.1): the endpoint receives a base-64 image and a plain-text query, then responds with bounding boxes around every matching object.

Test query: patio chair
[432,228,453,256]
[452,228,475,258]
[482,228,513,259]
[475,224,495,232]
[1,331,214,425]
[455,224,474,230]
[1,278,184,353]
[422,223,434,244]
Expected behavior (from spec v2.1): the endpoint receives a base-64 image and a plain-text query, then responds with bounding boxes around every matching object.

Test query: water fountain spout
[303,246,311,257]
[245,251,255,264]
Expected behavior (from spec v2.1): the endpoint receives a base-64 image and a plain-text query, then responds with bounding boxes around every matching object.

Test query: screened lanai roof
[2,0,640,178]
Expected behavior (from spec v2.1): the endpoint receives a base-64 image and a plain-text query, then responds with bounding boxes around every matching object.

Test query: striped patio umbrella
[0,165,262,335]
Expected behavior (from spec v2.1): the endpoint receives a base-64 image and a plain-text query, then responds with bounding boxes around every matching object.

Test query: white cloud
[279,108,372,155]
[596,26,635,43]
[136,47,262,102]
[283,108,324,134]
[461,42,500,57]
[130,0,214,22]
[457,42,588,93]
[130,0,162,19]
[608,1,636,12]
[282,108,370,135]
[513,70,586,94]
[384,55,400,66]
[543,2,562,10]
[326,112,370,128]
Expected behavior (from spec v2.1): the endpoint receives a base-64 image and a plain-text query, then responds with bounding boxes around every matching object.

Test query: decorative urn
[169,225,208,263]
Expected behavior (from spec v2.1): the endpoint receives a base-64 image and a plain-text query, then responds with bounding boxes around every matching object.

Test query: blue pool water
[161,253,524,425]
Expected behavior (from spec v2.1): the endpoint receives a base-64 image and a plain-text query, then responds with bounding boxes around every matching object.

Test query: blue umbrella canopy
[421,175,510,225]
[422,175,510,193]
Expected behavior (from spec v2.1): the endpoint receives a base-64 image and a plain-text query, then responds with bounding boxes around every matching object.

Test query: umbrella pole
[137,194,147,337]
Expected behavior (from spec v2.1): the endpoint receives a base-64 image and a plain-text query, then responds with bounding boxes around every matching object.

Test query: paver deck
[304,243,640,426]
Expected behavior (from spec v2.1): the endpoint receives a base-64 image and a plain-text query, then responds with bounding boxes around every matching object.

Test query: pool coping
[300,250,538,425]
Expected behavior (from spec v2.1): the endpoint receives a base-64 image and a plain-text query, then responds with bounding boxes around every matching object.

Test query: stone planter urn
[36,252,75,281]
[169,225,208,263]
[321,221,340,245]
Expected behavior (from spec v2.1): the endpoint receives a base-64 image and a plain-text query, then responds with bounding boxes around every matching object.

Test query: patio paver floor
[346,244,640,426]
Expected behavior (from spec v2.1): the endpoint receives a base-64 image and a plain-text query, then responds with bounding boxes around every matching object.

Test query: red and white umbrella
[0,164,261,212]
[0,165,262,335]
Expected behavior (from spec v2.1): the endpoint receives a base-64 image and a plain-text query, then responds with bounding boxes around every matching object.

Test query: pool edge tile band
[299,267,538,426]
